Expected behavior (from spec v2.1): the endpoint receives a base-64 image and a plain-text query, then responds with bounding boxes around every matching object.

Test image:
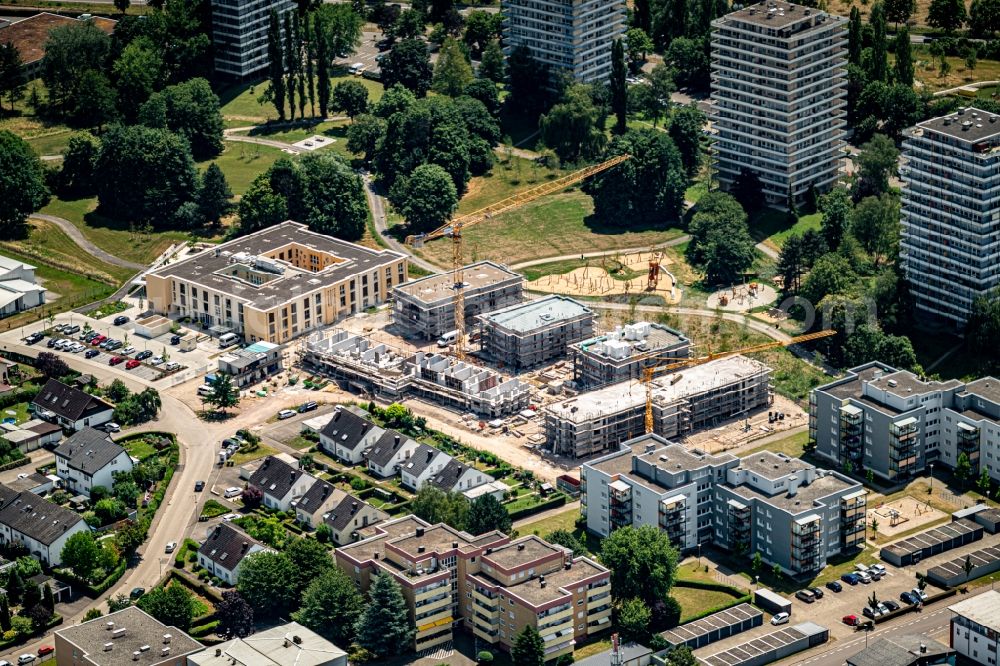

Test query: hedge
[507,494,567,521]
[55,558,128,597]
[0,457,30,474]
[189,620,220,638]
[674,579,749,595]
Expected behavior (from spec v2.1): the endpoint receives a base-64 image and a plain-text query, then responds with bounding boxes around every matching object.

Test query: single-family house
[247,456,316,511]
[294,479,347,528]
[426,459,495,495]
[0,483,87,566]
[54,427,134,496]
[364,431,420,478]
[197,523,269,586]
[322,492,389,546]
[319,406,384,464]
[399,443,453,491]
[32,378,114,431]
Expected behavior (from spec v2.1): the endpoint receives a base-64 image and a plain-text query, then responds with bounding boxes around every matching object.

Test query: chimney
[787,475,800,497]
[284,639,290,648]
[163,634,171,644]
[215,648,222,657]
[242,541,249,552]
[416,527,425,537]
[517,543,524,551]
[374,552,380,560]
[418,545,425,553]
[452,541,458,549]
[395,434,401,446]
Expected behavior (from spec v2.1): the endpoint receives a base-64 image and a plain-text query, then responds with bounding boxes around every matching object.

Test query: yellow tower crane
[406,154,631,360]
[640,329,837,434]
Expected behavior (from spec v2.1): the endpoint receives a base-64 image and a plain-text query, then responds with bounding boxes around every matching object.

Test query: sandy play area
[527,250,682,302]
[705,282,778,312]
[868,496,947,538]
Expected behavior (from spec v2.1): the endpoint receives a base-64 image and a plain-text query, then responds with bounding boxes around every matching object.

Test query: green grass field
[750,208,822,250]
[219,75,385,123]
[2,217,133,285]
[739,430,809,459]
[200,143,289,196]
[672,585,745,622]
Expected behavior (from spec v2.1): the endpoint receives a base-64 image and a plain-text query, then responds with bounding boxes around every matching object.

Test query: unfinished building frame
[476,295,595,371]
[391,261,524,340]
[571,322,692,388]
[545,355,773,458]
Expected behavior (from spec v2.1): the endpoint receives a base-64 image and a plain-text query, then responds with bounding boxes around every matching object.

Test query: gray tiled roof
[198,523,264,571]
[296,479,345,517]
[400,443,446,479]
[0,483,85,545]
[364,430,415,468]
[33,378,112,421]
[324,492,373,532]
[426,459,470,492]
[320,407,381,454]
[248,456,304,501]
[54,427,127,475]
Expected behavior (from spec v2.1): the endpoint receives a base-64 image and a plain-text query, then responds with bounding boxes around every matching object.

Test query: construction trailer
[571,322,692,388]
[545,355,772,458]
[303,330,531,417]
[391,261,524,340]
[477,295,596,371]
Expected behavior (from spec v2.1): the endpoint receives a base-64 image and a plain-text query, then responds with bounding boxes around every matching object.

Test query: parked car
[149,356,165,366]
[136,350,153,360]
[164,361,179,371]
[99,338,113,349]
[91,335,106,346]
[194,480,205,492]
[857,571,872,584]
[113,315,129,326]
[277,409,296,420]
[106,340,123,351]
[63,325,80,335]
[83,331,98,341]
[224,487,242,498]
[862,606,878,620]
[105,423,120,433]
[36,646,53,657]
[770,612,790,626]
[222,513,239,522]
[795,590,816,604]
[170,334,182,345]
[884,600,900,612]
[826,580,843,593]
[46,338,57,348]
[85,349,100,359]
[55,339,71,350]
[126,359,141,370]
[23,333,43,345]
[165,541,176,553]
[870,563,887,576]
[842,615,860,626]
[913,587,928,601]
[855,563,870,573]
[900,591,919,605]
[877,602,889,615]
[109,356,125,366]
[298,401,318,413]
[130,587,145,600]
[810,587,824,599]
[121,346,135,355]
[841,573,861,585]
[16,655,34,665]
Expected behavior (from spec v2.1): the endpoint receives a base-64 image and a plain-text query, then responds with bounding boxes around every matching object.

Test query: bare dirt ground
[868,495,948,538]
[682,394,808,454]
[526,249,682,303]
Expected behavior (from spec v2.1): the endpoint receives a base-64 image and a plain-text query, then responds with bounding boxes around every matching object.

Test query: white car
[150,356,165,366]
[857,571,872,584]
[55,339,71,350]
[105,423,121,433]
[224,487,242,498]
[164,361,180,371]
[122,346,135,355]
[870,563,887,576]
[222,513,240,522]
[277,409,296,420]
[17,655,34,665]
[912,587,928,601]
[854,563,870,573]
[771,612,790,626]
[71,342,85,353]
[165,541,176,553]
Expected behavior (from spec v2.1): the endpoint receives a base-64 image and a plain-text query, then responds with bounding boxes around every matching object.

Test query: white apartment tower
[211,0,295,79]
[900,108,1000,328]
[501,0,626,85]
[711,1,847,203]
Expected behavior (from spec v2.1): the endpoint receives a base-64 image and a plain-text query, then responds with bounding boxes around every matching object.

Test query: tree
[139,78,224,160]
[731,168,765,213]
[0,131,49,237]
[204,372,240,412]
[95,124,199,228]
[850,194,900,267]
[844,325,919,371]
[777,235,804,294]
[541,84,607,162]
[964,554,975,583]
[819,187,852,250]
[390,163,458,234]
[667,37,710,89]
[894,28,914,85]
[346,113,386,163]
[293,568,363,645]
[966,290,1000,364]
[214,591,254,639]
[870,2,889,82]
[332,79,369,119]
[265,10,286,120]
[238,175,288,234]
[73,69,117,131]
[241,484,263,509]
[382,38,433,97]
[58,132,101,198]
[969,0,1000,36]
[237,551,298,620]
[849,7,863,65]
[61,531,100,580]
[283,13,298,121]
[35,351,69,379]
[467,494,511,535]
[432,37,473,97]
[41,21,111,117]
[0,594,9,631]
[801,253,858,306]
[478,40,505,83]
[977,467,992,496]
[626,28,654,65]
[115,519,146,555]
[315,15,331,118]
[927,0,967,32]
[886,0,917,27]
[852,134,898,201]
[0,42,26,112]
[600,525,678,607]
[317,3,363,58]
[299,152,368,240]
[395,9,425,39]
[113,38,164,121]
[83,608,102,622]
[284,537,334,596]
[610,39,628,134]
[115,0,130,14]
[668,104,704,176]
[137,584,194,630]
[107,593,131,613]
[410,485,470,529]
[507,45,550,115]
[617,597,652,643]
[685,192,756,285]
[511,625,545,666]
[463,10,500,55]
[956,452,973,486]
[546,529,585,556]
[354,574,414,658]
[751,551,763,575]
[198,163,233,225]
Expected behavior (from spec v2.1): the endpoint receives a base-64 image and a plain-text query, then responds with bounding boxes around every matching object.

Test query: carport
[880,518,983,566]
[659,603,764,650]
[925,545,1000,587]
[694,622,829,666]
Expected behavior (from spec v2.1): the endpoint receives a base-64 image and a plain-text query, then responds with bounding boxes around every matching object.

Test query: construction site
[570,321,692,388]
[476,294,595,371]
[525,250,682,302]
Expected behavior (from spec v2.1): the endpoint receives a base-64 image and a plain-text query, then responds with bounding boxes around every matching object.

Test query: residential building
[54,427,134,497]
[365,431,420,478]
[217,341,283,388]
[32,378,114,432]
[571,322,692,388]
[400,443,453,491]
[392,261,523,340]
[318,405,384,465]
[0,13,116,78]
[293,478,387,544]
[196,523,269,586]
[427,459,496,496]
[580,434,866,575]
[711,2,848,203]
[145,221,407,345]
[187,621,347,666]
[949,590,1000,665]
[53,606,202,666]
[501,0,626,85]
[545,355,772,458]
[900,108,1000,327]
[477,295,595,371]
[810,362,1000,483]
[335,516,611,660]
[247,456,316,511]
[210,0,295,79]
[0,483,87,566]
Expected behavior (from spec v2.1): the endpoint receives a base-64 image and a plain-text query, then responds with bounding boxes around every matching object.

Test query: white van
[219,333,239,348]
[437,330,459,347]
[224,487,242,498]
[197,384,213,397]
[349,62,365,75]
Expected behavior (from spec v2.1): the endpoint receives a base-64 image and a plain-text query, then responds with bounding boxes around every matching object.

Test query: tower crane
[639,329,837,434]
[406,154,631,360]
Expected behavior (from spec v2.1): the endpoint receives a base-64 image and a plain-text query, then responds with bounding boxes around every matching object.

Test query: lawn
[672,585,745,622]
[25,129,74,157]
[739,430,809,459]
[200,143,289,196]
[218,75,385,123]
[1,218,133,286]
[201,500,229,519]
[287,435,317,450]
[515,505,602,555]
[229,443,278,465]
[123,438,158,461]
[900,49,1000,93]
[0,402,32,426]
[749,207,822,251]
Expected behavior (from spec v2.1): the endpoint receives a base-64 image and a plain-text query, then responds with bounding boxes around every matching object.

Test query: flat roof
[546,355,769,424]
[188,621,347,666]
[699,623,827,666]
[916,107,1000,143]
[847,634,953,666]
[572,322,689,361]
[928,545,1000,583]
[55,606,202,666]
[949,589,1000,630]
[479,295,593,334]
[718,1,844,29]
[736,451,812,480]
[393,260,520,306]
[148,220,404,311]
[880,518,982,558]
[660,604,763,647]
[504,557,607,606]
[963,377,1000,405]
[729,472,859,513]
[0,12,116,65]
[485,536,562,570]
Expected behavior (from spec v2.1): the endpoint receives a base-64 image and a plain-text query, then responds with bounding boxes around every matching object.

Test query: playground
[867,496,947,539]
[525,250,682,302]
[705,282,778,313]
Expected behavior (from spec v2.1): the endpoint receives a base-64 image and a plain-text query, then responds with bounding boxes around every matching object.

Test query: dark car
[841,573,861,585]
[376,38,392,51]
[130,587,145,600]
[298,401,318,413]
[900,591,919,605]
[810,587,824,599]
[46,338,57,348]
[85,349,100,359]
[195,480,205,492]
[795,590,816,603]
[136,350,153,361]
[24,333,42,345]
[170,334,182,345]
[884,600,900,612]
[862,606,877,620]
[826,580,843,593]
[113,315,129,326]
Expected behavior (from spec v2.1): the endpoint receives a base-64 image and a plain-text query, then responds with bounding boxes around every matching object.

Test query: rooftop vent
[293,635,302,644]
[416,527,425,537]
[103,643,113,652]
[112,628,127,638]
[140,645,150,652]
[163,634,171,644]
[517,543,525,551]
[417,545,425,553]
[107,622,115,631]
[132,651,140,661]
[888,379,898,388]
[161,647,171,656]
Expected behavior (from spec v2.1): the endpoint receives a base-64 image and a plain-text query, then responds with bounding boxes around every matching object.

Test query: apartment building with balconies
[335,516,611,660]
[501,0,626,86]
[900,108,1000,328]
[711,1,847,203]
[580,434,865,575]
[811,362,1000,483]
